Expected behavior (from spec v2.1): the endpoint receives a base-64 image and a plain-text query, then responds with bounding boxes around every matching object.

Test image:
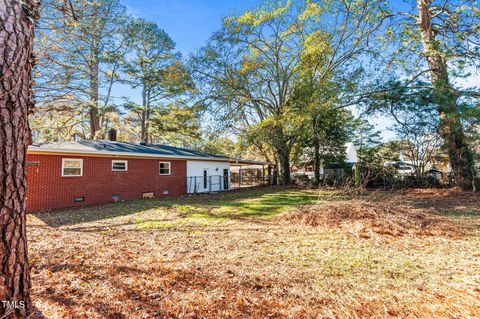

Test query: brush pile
[283,201,461,238]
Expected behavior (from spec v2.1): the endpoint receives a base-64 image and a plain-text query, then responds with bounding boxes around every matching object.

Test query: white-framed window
[62,158,83,177]
[159,161,171,175]
[112,160,128,172]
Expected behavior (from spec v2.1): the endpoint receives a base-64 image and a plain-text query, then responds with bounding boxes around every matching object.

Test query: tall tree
[374,0,479,190]
[0,0,39,317]
[292,0,389,185]
[35,0,128,140]
[415,0,478,190]
[191,0,389,184]
[292,75,355,185]
[121,18,193,143]
[191,1,309,184]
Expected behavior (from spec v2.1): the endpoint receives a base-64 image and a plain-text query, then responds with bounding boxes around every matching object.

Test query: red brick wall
[26,154,187,211]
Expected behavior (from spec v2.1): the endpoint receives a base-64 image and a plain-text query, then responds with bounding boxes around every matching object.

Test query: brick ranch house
[26,140,244,212]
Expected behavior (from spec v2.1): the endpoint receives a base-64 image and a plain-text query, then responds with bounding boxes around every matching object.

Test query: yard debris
[283,201,462,238]
[27,188,479,318]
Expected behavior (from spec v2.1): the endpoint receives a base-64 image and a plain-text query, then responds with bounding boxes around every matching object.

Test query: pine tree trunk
[417,0,476,191]
[89,56,100,139]
[312,118,321,186]
[140,110,147,142]
[88,18,102,140]
[140,85,148,143]
[0,0,38,317]
[144,98,150,144]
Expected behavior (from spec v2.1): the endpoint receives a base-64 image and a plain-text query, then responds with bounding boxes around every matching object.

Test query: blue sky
[121,0,264,57]
[118,0,405,141]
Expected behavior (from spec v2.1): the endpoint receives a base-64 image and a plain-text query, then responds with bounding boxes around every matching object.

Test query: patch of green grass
[172,204,210,216]
[29,187,325,228]
[175,190,323,220]
[135,220,176,229]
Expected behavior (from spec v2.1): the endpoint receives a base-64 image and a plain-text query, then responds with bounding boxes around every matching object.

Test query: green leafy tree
[364,80,443,178]
[193,132,238,157]
[191,0,388,184]
[294,103,355,185]
[291,0,389,185]
[190,1,305,184]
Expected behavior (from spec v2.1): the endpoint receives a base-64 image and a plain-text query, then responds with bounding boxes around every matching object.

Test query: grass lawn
[28,187,480,318]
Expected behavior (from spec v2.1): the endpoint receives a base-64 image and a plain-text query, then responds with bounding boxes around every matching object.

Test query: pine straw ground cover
[27,188,480,319]
[283,201,460,238]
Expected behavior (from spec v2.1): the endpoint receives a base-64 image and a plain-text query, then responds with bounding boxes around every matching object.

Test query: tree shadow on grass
[397,190,480,228]
[35,291,128,319]
[361,189,480,233]
[32,261,284,319]
[30,187,321,228]
[30,199,168,228]
[28,305,47,319]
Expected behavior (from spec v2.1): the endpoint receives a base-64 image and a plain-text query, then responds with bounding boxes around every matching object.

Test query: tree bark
[88,13,102,140]
[272,159,278,186]
[416,0,476,191]
[276,146,291,185]
[144,89,150,144]
[139,83,151,144]
[140,85,147,142]
[89,53,100,139]
[312,117,321,186]
[0,0,38,317]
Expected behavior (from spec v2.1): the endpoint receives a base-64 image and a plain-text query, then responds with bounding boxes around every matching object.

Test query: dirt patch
[283,201,462,238]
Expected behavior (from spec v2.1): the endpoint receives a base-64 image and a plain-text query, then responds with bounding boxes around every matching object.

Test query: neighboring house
[293,142,358,179]
[26,140,237,211]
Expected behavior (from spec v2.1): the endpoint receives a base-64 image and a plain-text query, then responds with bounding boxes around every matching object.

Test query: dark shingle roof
[28,140,230,161]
